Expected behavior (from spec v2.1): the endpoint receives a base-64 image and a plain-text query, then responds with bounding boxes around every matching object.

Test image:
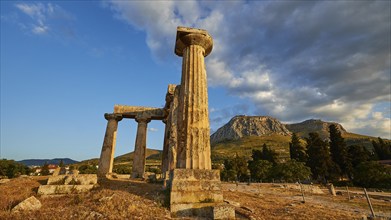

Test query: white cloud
[106,1,391,138]
[14,2,73,35]
[32,25,48,34]
[148,128,158,132]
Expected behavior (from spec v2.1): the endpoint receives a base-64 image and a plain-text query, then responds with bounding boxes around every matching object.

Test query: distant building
[48,164,58,174]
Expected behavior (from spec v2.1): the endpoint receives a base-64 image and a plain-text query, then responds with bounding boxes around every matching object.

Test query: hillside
[211,134,292,162]
[76,148,162,167]
[18,158,79,166]
[114,148,162,163]
[210,116,382,160]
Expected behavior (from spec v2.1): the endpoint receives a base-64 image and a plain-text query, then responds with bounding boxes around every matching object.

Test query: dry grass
[0,177,170,220]
[223,183,391,220]
[1,177,390,220]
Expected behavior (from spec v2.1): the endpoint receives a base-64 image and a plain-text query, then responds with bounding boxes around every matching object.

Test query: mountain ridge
[18,158,79,166]
[211,115,353,144]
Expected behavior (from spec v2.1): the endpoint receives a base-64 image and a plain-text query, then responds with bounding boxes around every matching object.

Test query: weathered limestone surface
[114,105,165,120]
[38,174,97,195]
[170,169,233,218]
[47,174,97,185]
[175,26,213,170]
[170,169,223,203]
[328,183,337,196]
[213,203,236,220]
[161,85,176,178]
[132,116,151,178]
[98,113,122,177]
[168,27,233,219]
[12,196,41,212]
[38,185,95,195]
[167,86,180,173]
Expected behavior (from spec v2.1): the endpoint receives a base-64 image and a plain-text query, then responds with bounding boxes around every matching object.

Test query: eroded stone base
[170,169,234,219]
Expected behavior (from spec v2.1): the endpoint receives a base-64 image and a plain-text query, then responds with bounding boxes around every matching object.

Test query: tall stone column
[98,113,122,177]
[170,27,235,219]
[131,116,151,178]
[161,119,170,178]
[175,27,213,169]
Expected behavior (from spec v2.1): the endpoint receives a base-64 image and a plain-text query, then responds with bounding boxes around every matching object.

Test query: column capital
[135,116,151,124]
[104,113,123,121]
[175,27,213,57]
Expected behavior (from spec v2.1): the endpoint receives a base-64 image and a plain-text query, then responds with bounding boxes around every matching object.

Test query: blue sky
[1,1,390,161]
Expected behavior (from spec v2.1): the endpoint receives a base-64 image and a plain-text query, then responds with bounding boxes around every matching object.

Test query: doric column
[161,119,170,178]
[131,116,151,178]
[175,27,213,169]
[98,113,123,177]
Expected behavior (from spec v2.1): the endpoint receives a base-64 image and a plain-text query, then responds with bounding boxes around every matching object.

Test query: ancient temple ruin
[98,27,234,219]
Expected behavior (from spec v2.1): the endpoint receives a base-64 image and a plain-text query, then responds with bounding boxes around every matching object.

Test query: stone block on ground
[213,203,235,220]
[0,179,10,184]
[12,196,41,212]
[37,185,95,195]
[47,174,97,185]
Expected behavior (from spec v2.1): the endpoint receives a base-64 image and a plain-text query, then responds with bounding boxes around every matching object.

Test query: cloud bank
[107,1,390,138]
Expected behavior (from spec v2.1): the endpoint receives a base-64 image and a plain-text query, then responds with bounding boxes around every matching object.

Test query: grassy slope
[76,149,162,167]
[211,132,384,162]
[211,134,292,161]
[78,133,382,166]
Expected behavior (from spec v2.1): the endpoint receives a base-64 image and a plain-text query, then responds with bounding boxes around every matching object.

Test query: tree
[261,144,278,164]
[329,124,351,178]
[348,145,371,168]
[353,161,391,189]
[248,159,273,182]
[221,154,248,182]
[233,154,249,182]
[372,137,391,160]
[0,159,30,178]
[78,164,97,174]
[270,160,312,182]
[59,160,64,168]
[289,133,307,162]
[306,132,334,182]
[40,162,50,176]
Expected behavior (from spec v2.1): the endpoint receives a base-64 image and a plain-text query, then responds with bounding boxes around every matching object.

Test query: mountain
[210,115,379,161]
[211,116,291,144]
[18,158,79,166]
[285,119,347,139]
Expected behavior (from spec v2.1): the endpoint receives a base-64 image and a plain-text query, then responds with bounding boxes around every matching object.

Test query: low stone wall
[38,174,97,195]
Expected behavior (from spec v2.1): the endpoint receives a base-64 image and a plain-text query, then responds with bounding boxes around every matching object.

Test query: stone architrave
[98,113,122,177]
[131,115,151,178]
[175,27,213,170]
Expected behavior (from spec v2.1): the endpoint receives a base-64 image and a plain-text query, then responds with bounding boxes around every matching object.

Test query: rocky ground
[0,176,390,219]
